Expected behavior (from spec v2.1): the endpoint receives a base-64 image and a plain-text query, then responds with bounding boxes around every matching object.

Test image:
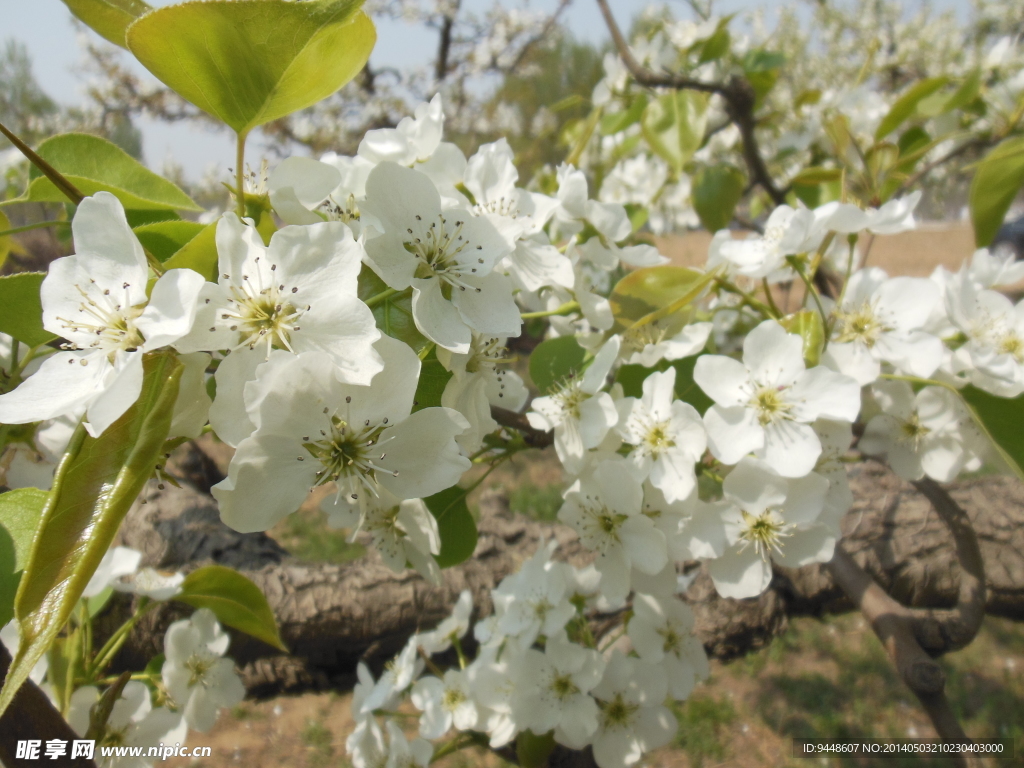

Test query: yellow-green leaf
[0,488,48,628]
[174,565,286,651]
[163,221,218,281]
[61,0,152,49]
[874,77,949,140]
[126,0,376,136]
[528,336,586,394]
[641,91,708,176]
[691,164,745,232]
[609,265,716,330]
[21,133,200,211]
[969,136,1024,248]
[0,273,57,347]
[133,220,207,262]
[0,352,183,719]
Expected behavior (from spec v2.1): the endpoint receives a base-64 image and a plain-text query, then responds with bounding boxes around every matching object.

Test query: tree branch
[490,405,553,447]
[594,0,787,205]
[435,3,459,83]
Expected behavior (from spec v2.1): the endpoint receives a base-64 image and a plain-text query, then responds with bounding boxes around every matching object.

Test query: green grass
[300,718,334,767]
[673,692,738,767]
[508,482,564,521]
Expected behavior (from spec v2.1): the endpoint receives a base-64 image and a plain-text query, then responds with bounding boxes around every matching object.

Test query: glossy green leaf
[780,310,825,367]
[0,273,56,347]
[529,335,586,394]
[133,220,207,263]
[127,0,376,136]
[0,488,47,628]
[61,0,152,49]
[424,486,478,569]
[692,164,745,232]
[610,265,716,330]
[615,355,713,415]
[0,488,48,572]
[163,221,218,281]
[959,386,1024,480]
[874,77,949,140]
[969,136,1024,248]
[358,267,429,353]
[20,134,199,211]
[641,91,708,175]
[413,348,452,412]
[0,352,183,719]
[174,565,286,651]
[517,730,556,768]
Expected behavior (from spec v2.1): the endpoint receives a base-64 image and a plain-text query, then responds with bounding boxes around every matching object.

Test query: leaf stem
[785,255,830,349]
[0,220,70,238]
[365,287,404,308]
[520,301,580,320]
[87,598,155,680]
[713,277,776,318]
[761,277,782,317]
[235,131,248,219]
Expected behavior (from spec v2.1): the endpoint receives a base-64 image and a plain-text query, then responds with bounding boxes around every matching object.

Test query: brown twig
[490,406,553,447]
[895,137,988,197]
[827,477,988,766]
[594,0,787,205]
[434,2,459,83]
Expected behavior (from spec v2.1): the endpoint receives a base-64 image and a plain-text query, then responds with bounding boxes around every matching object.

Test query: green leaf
[691,164,745,232]
[21,133,200,211]
[943,70,982,113]
[174,565,286,651]
[780,310,825,367]
[0,488,47,628]
[0,352,183,719]
[959,386,1024,480]
[0,273,56,347]
[413,348,452,412]
[358,267,429,353]
[0,488,48,572]
[61,0,153,49]
[615,355,713,415]
[133,220,207,263]
[874,77,949,140]
[86,586,113,618]
[698,27,730,63]
[609,265,714,330]
[641,91,708,175]
[424,486,478,569]
[969,136,1024,248]
[517,730,556,768]
[0,211,12,271]
[600,95,647,136]
[789,167,843,186]
[529,336,586,394]
[127,0,376,136]
[163,221,218,281]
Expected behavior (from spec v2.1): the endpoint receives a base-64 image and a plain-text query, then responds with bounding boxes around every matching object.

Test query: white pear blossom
[620,319,712,368]
[411,669,479,739]
[161,608,244,732]
[944,274,1024,397]
[0,192,205,437]
[825,267,943,385]
[437,334,527,453]
[322,488,441,585]
[627,593,708,700]
[705,458,832,599]
[359,94,445,166]
[515,633,605,749]
[362,162,521,353]
[860,381,968,482]
[347,717,387,768]
[175,213,382,446]
[812,419,855,526]
[466,642,525,748]
[68,682,186,768]
[84,546,142,598]
[1,413,76,490]
[417,590,473,655]
[491,540,575,646]
[212,337,471,532]
[358,638,424,716]
[710,205,818,279]
[527,336,620,474]
[112,567,185,601]
[266,156,342,225]
[590,651,677,768]
[384,720,433,768]
[558,458,667,604]
[694,319,861,477]
[553,164,632,244]
[615,367,706,503]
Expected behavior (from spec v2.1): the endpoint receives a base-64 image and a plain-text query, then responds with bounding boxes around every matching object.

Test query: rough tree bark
[102,457,1024,697]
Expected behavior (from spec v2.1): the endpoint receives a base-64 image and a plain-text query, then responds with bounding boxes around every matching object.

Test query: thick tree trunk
[105,459,1024,696]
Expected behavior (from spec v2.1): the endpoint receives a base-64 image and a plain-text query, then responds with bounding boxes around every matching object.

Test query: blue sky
[4,0,971,182]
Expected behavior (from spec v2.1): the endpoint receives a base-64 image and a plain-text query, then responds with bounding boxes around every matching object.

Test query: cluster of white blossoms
[2,87,1023,768]
[0,544,241,768]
